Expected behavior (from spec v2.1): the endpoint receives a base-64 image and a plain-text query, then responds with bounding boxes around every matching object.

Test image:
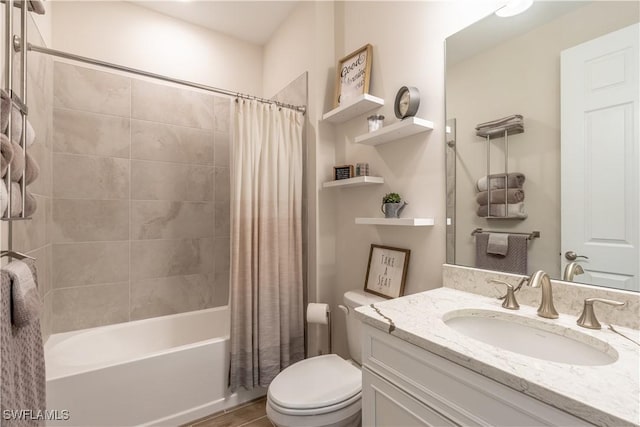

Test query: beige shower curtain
[229,100,304,391]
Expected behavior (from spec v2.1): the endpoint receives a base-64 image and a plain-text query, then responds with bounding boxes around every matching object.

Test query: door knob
[565,251,589,261]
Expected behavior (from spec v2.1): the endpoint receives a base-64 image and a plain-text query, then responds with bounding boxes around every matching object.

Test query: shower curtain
[229,100,304,391]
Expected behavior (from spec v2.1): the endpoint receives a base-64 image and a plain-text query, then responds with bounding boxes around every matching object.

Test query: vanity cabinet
[361,325,592,426]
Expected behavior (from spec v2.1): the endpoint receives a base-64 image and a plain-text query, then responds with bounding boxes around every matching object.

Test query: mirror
[445,1,639,291]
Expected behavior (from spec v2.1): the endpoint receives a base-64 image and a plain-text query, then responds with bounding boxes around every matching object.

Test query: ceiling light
[495,0,534,17]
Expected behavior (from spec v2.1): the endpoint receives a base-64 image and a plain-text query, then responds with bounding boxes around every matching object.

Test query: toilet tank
[343,290,385,364]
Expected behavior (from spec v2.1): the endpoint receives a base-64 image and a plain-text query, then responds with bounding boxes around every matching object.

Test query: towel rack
[471,228,540,240]
[2,0,35,262]
[476,115,524,219]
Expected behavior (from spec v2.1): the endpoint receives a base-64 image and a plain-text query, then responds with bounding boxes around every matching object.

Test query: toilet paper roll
[306,303,330,325]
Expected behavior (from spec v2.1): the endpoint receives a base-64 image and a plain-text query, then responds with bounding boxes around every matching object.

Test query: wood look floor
[183,397,274,427]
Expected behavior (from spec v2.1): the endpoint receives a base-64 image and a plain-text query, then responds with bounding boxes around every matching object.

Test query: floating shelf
[323,176,384,188]
[355,217,435,226]
[355,117,434,146]
[322,94,384,123]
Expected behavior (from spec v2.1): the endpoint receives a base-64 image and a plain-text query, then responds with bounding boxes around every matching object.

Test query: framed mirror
[445,1,639,291]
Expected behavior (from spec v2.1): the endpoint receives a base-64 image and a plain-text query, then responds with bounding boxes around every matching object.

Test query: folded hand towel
[476,233,528,275]
[487,233,509,256]
[1,133,13,178]
[475,114,523,130]
[24,190,37,217]
[476,173,526,191]
[0,181,24,217]
[2,259,41,328]
[477,202,527,218]
[0,89,10,132]
[24,152,40,185]
[476,189,525,206]
[9,142,25,182]
[476,124,524,138]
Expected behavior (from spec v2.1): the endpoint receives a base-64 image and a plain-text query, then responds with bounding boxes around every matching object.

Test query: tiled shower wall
[50,62,231,333]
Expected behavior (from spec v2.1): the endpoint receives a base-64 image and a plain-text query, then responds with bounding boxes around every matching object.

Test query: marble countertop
[355,288,640,427]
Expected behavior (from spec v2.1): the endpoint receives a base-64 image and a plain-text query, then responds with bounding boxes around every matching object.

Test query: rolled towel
[476,189,525,206]
[9,142,25,182]
[0,89,10,132]
[9,105,36,147]
[24,152,40,185]
[477,203,527,219]
[10,0,46,15]
[24,190,37,217]
[2,259,42,328]
[476,173,526,192]
[0,181,24,218]
[1,133,14,178]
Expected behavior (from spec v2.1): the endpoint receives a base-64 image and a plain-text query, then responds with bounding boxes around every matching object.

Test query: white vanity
[355,284,640,426]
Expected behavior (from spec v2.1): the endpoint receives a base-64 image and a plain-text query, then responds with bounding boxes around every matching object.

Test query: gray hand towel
[2,259,41,328]
[1,260,46,425]
[475,114,523,130]
[0,133,13,178]
[487,233,509,256]
[476,173,526,191]
[9,142,25,182]
[476,189,525,206]
[475,233,528,274]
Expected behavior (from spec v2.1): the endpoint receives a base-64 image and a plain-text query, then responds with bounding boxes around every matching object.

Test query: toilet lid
[268,354,361,410]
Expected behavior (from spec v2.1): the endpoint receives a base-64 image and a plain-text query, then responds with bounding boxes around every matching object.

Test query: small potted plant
[381,192,408,218]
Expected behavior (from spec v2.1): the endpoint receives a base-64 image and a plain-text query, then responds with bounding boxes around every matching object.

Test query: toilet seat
[267,354,361,415]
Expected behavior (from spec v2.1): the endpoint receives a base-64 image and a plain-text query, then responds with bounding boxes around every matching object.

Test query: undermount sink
[443,309,618,366]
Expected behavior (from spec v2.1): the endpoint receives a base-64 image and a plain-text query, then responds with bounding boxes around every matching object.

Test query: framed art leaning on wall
[334,44,373,107]
[364,244,410,299]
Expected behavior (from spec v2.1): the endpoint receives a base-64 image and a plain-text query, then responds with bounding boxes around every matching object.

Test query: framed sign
[364,244,410,299]
[334,165,354,180]
[334,44,373,107]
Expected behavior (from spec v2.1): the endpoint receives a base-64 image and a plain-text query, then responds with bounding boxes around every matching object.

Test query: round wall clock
[394,86,420,119]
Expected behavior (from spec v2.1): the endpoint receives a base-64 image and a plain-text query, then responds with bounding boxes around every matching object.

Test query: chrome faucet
[526,270,559,319]
[563,262,585,282]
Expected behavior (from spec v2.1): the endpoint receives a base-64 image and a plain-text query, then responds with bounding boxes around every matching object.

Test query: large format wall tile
[214,131,230,167]
[132,201,214,240]
[131,120,213,165]
[214,96,231,133]
[214,202,229,238]
[131,80,213,130]
[130,274,214,320]
[214,167,230,202]
[131,238,214,280]
[52,199,129,242]
[12,194,49,253]
[51,283,129,333]
[131,160,213,202]
[53,241,130,288]
[53,153,130,200]
[26,140,52,197]
[214,238,230,307]
[54,62,131,117]
[53,108,130,158]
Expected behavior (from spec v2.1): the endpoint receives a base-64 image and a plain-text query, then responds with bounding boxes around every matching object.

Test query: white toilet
[266,290,384,427]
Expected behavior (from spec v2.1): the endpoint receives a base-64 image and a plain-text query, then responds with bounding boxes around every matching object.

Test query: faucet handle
[489,280,520,310]
[576,298,626,329]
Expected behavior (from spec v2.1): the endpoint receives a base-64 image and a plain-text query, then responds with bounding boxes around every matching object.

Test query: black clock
[394,86,420,119]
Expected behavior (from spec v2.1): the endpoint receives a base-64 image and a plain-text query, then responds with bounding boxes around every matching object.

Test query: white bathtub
[44,307,265,426]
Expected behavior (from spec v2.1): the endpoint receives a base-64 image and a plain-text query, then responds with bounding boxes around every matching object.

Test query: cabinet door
[362,367,458,427]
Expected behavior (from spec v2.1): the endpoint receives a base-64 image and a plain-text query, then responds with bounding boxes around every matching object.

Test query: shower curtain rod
[15,37,307,114]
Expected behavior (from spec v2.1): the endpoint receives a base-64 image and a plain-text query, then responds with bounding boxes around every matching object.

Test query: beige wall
[449,2,640,278]
[263,0,504,357]
[51,1,263,96]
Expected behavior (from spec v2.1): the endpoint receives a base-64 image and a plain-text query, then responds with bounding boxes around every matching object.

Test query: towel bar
[471,228,540,240]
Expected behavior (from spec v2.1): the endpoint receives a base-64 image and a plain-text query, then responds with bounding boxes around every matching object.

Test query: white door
[561,23,639,291]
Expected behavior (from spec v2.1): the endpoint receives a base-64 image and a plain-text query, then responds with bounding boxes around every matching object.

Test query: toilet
[266,290,385,427]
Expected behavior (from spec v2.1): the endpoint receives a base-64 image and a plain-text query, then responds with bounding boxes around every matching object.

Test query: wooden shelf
[355,217,435,226]
[323,176,384,188]
[355,117,434,146]
[322,94,384,123]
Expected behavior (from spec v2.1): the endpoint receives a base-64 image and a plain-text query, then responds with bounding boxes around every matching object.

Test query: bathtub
[44,307,265,426]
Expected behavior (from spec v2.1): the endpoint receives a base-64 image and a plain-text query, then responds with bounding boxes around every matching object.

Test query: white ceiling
[131,1,300,45]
